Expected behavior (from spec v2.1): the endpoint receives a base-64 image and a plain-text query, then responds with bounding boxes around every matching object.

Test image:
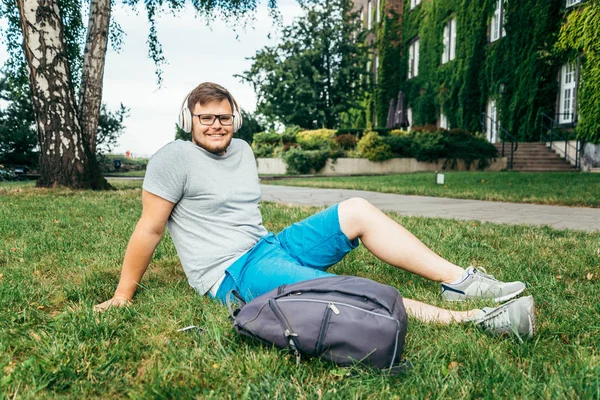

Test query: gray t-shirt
[142,139,268,294]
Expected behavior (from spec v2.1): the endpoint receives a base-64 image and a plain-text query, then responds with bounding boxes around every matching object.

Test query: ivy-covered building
[355,0,600,146]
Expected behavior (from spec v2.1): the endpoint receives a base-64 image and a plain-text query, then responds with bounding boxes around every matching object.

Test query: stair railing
[480,113,518,170]
[539,112,582,169]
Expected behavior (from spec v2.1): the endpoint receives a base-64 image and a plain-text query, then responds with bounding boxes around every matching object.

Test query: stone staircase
[494,142,578,172]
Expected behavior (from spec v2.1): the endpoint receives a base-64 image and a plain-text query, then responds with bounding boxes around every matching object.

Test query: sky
[0,0,303,157]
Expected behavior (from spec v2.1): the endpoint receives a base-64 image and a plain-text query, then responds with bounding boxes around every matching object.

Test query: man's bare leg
[338,198,465,283]
[404,298,478,323]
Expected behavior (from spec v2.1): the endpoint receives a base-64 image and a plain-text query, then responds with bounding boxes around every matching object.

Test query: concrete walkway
[260,184,600,232]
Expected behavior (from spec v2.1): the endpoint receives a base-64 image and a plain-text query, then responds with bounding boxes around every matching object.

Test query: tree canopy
[239,0,369,130]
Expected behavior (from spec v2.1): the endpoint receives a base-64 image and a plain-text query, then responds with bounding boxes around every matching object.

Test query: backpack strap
[226,290,246,319]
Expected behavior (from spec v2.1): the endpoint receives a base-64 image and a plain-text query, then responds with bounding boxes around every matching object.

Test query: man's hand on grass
[94,295,132,312]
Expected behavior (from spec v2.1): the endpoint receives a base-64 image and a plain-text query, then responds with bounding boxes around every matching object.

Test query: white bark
[79,0,111,154]
[17,0,89,187]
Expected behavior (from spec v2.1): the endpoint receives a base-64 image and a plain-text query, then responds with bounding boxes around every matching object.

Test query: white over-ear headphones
[177,90,243,134]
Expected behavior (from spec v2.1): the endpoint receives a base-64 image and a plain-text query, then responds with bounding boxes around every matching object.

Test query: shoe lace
[473,267,499,283]
[479,307,511,330]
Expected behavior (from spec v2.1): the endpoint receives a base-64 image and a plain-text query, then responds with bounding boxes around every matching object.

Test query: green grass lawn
[264,171,600,207]
[104,170,147,177]
[1,181,599,398]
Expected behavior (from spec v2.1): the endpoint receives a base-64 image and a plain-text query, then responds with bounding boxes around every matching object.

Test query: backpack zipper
[268,298,301,366]
[276,288,392,312]
[315,303,339,355]
[278,298,397,322]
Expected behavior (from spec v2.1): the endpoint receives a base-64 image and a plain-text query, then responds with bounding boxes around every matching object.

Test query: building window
[559,63,577,124]
[408,39,420,79]
[439,112,449,129]
[376,0,381,23]
[410,0,421,10]
[442,18,457,64]
[490,0,506,42]
[407,108,413,130]
[566,0,582,7]
[374,54,379,84]
[360,9,364,28]
[486,100,499,143]
[367,0,372,30]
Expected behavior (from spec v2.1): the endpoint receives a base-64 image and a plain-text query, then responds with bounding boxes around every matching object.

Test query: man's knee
[340,197,374,215]
[338,197,375,238]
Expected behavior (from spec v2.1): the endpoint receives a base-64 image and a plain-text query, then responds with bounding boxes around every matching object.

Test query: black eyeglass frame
[192,113,235,126]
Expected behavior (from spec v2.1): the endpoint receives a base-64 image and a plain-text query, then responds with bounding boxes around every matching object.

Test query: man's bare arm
[94,190,175,312]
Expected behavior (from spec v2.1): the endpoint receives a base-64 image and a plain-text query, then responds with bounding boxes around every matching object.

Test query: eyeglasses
[192,114,235,126]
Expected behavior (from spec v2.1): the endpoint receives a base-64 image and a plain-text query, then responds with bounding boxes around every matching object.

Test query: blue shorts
[214,203,359,303]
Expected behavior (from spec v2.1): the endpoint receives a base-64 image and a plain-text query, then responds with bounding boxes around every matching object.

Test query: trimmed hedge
[253,127,499,173]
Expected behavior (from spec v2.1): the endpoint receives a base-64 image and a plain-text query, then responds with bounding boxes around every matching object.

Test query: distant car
[14,166,29,180]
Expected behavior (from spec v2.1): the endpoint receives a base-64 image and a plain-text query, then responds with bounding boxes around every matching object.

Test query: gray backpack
[228,276,408,371]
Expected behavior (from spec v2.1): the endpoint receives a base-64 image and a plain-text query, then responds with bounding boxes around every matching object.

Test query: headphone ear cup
[181,107,192,133]
[233,107,243,133]
[177,93,192,134]
[230,96,243,133]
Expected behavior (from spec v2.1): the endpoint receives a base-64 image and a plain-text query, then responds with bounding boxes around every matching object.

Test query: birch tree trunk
[79,0,111,156]
[16,0,110,189]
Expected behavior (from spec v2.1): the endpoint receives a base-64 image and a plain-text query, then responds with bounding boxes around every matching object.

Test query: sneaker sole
[443,286,526,302]
[494,287,526,303]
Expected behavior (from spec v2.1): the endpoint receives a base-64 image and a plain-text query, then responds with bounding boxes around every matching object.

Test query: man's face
[191,99,234,155]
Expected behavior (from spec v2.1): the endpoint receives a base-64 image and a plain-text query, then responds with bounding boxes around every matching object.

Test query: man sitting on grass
[95,82,535,338]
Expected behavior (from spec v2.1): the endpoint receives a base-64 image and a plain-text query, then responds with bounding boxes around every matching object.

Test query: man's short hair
[187,82,234,112]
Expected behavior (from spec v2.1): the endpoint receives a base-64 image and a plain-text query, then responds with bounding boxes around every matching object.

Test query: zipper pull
[285,329,298,337]
[328,303,340,315]
[294,348,301,367]
[288,338,301,367]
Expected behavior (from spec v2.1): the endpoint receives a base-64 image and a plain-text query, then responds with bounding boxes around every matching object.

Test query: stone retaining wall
[257,157,507,175]
[548,141,600,172]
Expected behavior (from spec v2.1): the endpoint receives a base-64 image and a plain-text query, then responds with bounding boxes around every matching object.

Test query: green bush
[252,132,283,158]
[334,134,358,151]
[389,129,409,136]
[281,126,302,144]
[0,165,18,181]
[411,125,442,133]
[253,144,277,158]
[252,132,282,146]
[440,129,498,169]
[296,129,336,151]
[335,128,364,137]
[357,132,394,162]
[381,135,413,157]
[282,148,329,175]
[409,131,446,162]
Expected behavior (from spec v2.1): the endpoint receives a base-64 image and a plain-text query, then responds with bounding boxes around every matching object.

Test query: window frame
[439,112,449,129]
[442,17,457,64]
[486,99,499,143]
[559,62,577,124]
[374,53,379,84]
[566,0,583,7]
[408,38,420,79]
[490,0,506,42]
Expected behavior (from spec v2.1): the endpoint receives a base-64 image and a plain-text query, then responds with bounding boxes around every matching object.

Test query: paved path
[260,184,600,232]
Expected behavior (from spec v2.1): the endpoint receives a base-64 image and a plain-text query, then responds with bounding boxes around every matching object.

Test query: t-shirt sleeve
[142,141,187,203]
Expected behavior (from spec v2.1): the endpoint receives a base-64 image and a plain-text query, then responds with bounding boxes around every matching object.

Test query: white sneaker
[441,267,526,302]
[469,296,536,338]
